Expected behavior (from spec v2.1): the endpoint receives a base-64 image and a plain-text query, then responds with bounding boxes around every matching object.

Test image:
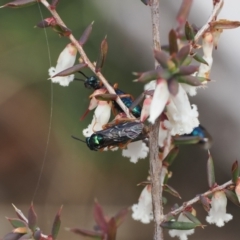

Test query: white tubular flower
[48,43,77,86]
[149,79,170,124]
[122,140,149,164]
[132,185,153,224]
[82,101,111,137]
[158,121,170,147]
[206,191,233,227]
[140,97,152,122]
[169,213,195,240]
[166,84,199,135]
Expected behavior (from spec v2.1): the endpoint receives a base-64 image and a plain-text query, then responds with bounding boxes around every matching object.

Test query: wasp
[174,125,212,149]
[84,121,148,151]
[75,71,142,118]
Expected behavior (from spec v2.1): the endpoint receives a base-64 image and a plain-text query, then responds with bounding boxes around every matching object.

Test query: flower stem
[149,1,164,240]
[40,0,133,118]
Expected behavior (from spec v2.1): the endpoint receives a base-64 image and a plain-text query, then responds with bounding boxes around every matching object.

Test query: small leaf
[164,184,181,199]
[28,203,37,232]
[51,24,72,37]
[207,151,215,188]
[176,45,190,65]
[183,211,201,225]
[0,0,36,8]
[3,232,23,240]
[163,147,179,167]
[174,136,201,145]
[50,0,59,9]
[193,53,209,65]
[66,227,103,238]
[13,227,29,234]
[225,189,240,207]
[107,218,117,240]
[154,50,169,68]
[167,78,179,96]
[79,22,94,46]
[34,229,42,240]
[95,36,108,72]
[94,199,108,233]
[51,205,63,240]
[114,207,129,227]
[18,233,32,240]
[161,221,200,230]
[94,94,117,101]
[178,65,199,76]
[52,63,87,78]
[185,21,195,41]
[168,29,178,55]
[231,161,239,184]
[12,204,28,223]
[36,17,56,29]
[7,218,28,228]
[177,75,202,86]
[141,0,150,5]
[200,195,210,212]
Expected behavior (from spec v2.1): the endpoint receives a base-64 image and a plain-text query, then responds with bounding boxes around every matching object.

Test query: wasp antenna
[71,135,86,143]
[78,71,89,78]
[74,78,85,82]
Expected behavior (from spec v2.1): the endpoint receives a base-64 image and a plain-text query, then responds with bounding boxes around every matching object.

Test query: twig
[40,0,133,118]
[164,179,233,220]
[193,0,223,43]
[149,1,164,240]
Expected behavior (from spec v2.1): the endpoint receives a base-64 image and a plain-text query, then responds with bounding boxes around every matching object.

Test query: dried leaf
[12,204,28,223]
[207,151,215,188]
[209,19,240,30]
[13,227,28,234]
[79,22,94,46]
[200,195,210,212]
[95,36,108,72]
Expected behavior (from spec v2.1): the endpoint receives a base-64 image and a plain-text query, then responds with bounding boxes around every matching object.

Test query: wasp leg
[118,94,134,101]
[118,140,132,149]
[102,117,136,129]
[113,83,119,89]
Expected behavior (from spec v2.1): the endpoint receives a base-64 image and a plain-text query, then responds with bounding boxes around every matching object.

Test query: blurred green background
[0,0,240,239]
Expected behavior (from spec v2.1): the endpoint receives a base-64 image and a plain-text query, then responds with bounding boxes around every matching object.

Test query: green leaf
[231,161,239,184]
[18,233,32,240]
[193,53,209,65]
[178,65,199,76]
[6,218,28,228]
[168,29,178,55]
[107,218,117,240]
[164,184,181,199]
[207,151,215,188]
[225,189,240,207]
[183,211,201,225]
[184,21,195,41]
[94,199,108,233]
[66,227,103,238]
[3,232,23,240]
[51,206,63,240]
[0,0,36,8]
[154,50,169,68]
[28,203,37,232]
[163,147,179,166]
[51,24,72,37]
[12,204,28,223]
[177,75,202,86]
[161,221,200,230]
[174,136,201,145]
[176,45,190,65]
[79,22,94,46]
[95,36,108,73]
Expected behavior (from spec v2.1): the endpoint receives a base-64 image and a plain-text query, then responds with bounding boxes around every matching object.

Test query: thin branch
[40,0,133,118]
[149,1,164,240]
[193,0,223,43]
[164,179,233,220]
